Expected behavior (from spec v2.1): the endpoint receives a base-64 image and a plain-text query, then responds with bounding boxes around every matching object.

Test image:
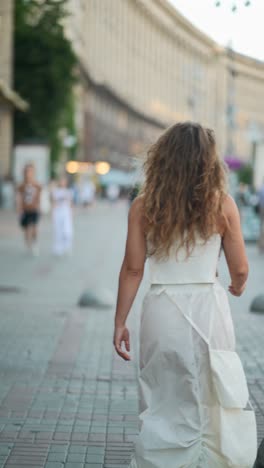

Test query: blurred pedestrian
[16,164,41,255]
[258,179,264,251]
[1,176,15,210]
[51,176,73,256]
[128,183,140,206]
[80,179,96,206]
[235,182,248,219]
[106,183,120,202]
[71,180,80,205]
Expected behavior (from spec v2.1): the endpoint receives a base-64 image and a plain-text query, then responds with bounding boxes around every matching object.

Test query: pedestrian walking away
[16,163,42,256]
[51,176,73,256]
[113,122,257,468]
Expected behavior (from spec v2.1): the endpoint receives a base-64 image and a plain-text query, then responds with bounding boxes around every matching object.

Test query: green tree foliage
[237,164,253,186]
[14,0,77,165]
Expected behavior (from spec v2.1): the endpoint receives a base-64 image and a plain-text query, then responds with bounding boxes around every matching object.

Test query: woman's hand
[113,325,131,361]
[228,282,246,296]
[222,196,249,298]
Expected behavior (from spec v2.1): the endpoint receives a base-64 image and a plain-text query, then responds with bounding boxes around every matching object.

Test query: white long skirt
[129,281,257,468]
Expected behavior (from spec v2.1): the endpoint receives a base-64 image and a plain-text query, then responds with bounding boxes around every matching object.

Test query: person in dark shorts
[16,164,42,255]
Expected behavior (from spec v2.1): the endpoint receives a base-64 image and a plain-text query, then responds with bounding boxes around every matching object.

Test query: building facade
[0,0,27,180]
[65,0,264,170]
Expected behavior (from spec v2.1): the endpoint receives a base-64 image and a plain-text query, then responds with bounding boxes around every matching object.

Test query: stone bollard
[253,439,264,468]
[78,288,114,309]
[250,295,264,314]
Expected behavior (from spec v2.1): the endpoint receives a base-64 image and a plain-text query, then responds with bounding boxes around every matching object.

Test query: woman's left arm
[113,197,147,361]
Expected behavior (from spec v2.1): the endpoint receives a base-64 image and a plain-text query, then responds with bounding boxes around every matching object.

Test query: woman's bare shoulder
[129,195,144,217]
[217,194,240,236]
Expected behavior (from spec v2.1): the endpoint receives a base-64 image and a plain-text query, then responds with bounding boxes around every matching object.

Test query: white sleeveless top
[148,233,222,284]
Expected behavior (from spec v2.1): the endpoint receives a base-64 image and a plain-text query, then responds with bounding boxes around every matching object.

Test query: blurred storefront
[79,67,164,171]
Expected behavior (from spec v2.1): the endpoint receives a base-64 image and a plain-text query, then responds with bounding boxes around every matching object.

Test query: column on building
[0,0,14,177]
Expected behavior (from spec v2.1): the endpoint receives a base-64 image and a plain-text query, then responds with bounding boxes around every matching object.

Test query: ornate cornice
[136,0,264,69]
[78,62,166,130]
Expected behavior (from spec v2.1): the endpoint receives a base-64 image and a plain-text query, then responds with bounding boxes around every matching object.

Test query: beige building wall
[0,0,14,177]
[84,0,217,124]
[64,0,88,161]
[66,0,264,166]
[229,54,264,161]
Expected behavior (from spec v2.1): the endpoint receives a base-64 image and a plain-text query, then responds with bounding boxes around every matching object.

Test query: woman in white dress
[51,177,73,256]
[113,122,257,468]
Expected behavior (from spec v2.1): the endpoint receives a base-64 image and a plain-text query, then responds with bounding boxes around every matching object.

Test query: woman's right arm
[113,197,146,360]
[222,195,249,296]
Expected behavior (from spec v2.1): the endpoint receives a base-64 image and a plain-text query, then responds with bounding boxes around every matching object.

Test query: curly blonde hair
[140,122,228,259]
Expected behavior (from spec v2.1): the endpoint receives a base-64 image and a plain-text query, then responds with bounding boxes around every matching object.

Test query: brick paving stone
[84,465,103,468]
[64,464,84,468]
[53,432,72,441]
[67,453,86,462]
[47,452,67,462]
[86,454,104,463]
[49,444,68,452]
[5,465,38,468]
[104,465,128,468]
[68,445,86,453]
[87,447,104,454]
[88,434,105,443]
[44,463,64,468]
[6,457,45,465]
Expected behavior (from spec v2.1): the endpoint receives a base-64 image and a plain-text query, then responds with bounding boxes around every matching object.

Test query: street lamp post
[247,121,262,189]
[226,43,237,157]
[56,128,77,177]
[214,0,253,156]
[214,1,250,159]
[215,1,251,11]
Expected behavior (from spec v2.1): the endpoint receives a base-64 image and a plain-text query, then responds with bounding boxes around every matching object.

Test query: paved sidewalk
[0,202,140,468]
[0,201,263,468]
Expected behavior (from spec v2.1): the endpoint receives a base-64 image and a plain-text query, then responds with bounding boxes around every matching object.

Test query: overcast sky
[168,0,264,61]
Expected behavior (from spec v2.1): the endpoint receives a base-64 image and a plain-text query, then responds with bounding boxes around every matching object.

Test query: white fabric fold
[220,407,257,466]
[129,281,257,467]
[210,349,249,408]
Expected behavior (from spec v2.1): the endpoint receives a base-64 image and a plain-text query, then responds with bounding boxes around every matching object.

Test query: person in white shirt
[106,183,120,202]
[80,179,96,206]
[51,177,73,256]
